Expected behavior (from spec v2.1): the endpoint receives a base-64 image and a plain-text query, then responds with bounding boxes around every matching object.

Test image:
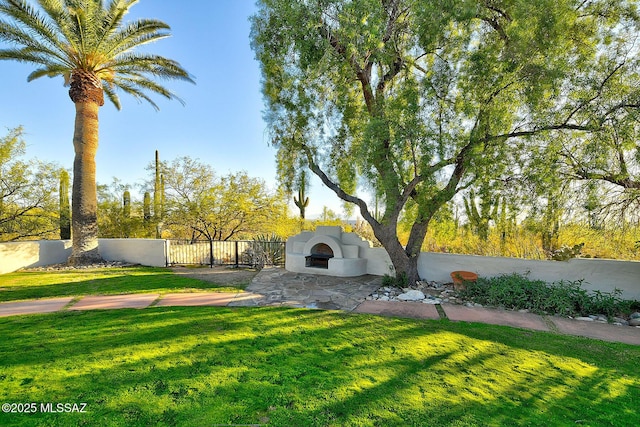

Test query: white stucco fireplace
[285,226,370,277]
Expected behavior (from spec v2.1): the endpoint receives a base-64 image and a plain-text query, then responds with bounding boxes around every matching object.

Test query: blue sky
[0,0,345,219]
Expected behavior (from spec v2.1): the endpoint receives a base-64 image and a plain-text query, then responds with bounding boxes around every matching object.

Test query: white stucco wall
[416,252,640,300]
[2,236,639,300]
[286,229,640,300]
[357,248,640,300]
[97,239,167,267]
[0,239,167,274]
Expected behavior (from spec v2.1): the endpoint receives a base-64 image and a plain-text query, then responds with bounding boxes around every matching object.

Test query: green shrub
[459,274,636,319]
[382,272,408,288]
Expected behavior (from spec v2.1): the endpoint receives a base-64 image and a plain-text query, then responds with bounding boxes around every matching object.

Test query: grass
[0,308,639,427]
[1,268,639,425]
[0,267,248,302]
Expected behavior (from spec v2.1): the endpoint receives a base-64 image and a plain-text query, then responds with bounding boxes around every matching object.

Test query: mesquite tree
[0,127,59,240]
[251,0,636,284]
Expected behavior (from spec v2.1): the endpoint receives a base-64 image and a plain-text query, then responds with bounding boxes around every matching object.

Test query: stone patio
[228,267,382,310]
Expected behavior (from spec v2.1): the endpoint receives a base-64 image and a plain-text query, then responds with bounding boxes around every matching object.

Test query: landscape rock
[613,317,629,326]
[364,283,639,330]
[21,261,135,271]
[398,290,425,301]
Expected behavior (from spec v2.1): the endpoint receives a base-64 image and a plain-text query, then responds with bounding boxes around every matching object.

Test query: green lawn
[0,267,247,302]
[0,306,638,427]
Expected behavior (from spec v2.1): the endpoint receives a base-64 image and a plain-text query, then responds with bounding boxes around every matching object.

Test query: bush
[458,274,637,319]
[382,272,408,288]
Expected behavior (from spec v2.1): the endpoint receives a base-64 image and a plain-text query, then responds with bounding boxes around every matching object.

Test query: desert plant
[464,189,499,241]
[244,233,285,268]
[382,272,408,288]
[143,192,151,222]
[459,273,636,319]
[122,190,131,238]
[59,170,71,240]
[293,174,309,219]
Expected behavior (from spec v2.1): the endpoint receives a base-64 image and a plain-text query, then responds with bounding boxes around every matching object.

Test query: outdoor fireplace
[305,243,334,268]
[285,226,368,277]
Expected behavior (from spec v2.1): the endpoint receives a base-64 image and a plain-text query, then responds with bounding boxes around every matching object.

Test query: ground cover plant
[459,274,640,319]
[0,267,251,302]
[0,307,638,427]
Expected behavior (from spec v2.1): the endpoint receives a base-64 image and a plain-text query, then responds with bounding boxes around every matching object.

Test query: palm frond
[0,0,68,56]
[110,77,159,110]
[0,22,72,67]
[0,0,193,110]
[26,63,68,80]
[109,52,194,82]
[0,46,59,66]
[37,0,79,49]
[103,19,170,57]
[97,0,144,51]
[102,79,121,109]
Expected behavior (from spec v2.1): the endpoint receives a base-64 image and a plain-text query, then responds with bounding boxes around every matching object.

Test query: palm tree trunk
[68,101,103,264]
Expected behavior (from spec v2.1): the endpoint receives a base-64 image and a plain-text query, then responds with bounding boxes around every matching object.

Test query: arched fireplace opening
[305,243,334,269]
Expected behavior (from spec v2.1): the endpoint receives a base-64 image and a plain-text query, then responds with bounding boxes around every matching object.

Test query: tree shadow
[0,307,638,426]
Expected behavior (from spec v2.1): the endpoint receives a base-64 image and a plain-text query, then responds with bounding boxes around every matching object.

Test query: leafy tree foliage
[0,127,60,241]
[97,179,147,238]
[160,156,289,241]
[251,0,633,283]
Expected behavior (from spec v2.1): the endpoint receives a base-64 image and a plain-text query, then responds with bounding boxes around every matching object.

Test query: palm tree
[0,0,193,264]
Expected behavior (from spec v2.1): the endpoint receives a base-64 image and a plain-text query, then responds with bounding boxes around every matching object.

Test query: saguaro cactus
[143,192,151,222]
[123,190,131,218]
[159,174,165,218]
[153,150,165,238]
[59,170,71,240]
[463,189,499,241]
[123,190,131,238]
[154,150,161,220]
[293,173,310,219]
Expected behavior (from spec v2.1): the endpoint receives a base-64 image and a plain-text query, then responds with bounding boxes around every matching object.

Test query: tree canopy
[251,0,639,283]
[160,156,289,241]
[0,127,61,241]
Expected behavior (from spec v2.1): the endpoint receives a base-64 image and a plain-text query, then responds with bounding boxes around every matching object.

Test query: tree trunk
[373,223,421,286]
[68,101,102,264]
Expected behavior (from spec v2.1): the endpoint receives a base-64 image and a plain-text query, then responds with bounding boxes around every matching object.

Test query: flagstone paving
[68,294,160,311]
[155,292,255,307]
[353,300,440,320]
[0,297,74,317]
[442,304,551,332]
[550,316,640,344]
[235,267,382,310]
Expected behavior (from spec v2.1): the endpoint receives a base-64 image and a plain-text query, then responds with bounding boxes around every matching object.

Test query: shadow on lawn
[0,307,639,426]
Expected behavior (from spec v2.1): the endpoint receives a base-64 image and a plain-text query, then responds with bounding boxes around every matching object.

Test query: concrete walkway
[1,268,639,346]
